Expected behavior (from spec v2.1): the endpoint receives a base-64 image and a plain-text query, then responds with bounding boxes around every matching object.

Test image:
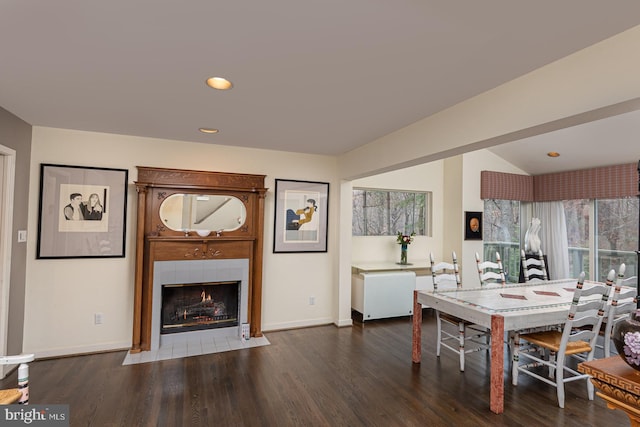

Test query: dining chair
[0,353,35,404]
[510,250,552,352]
[602,264,638,358]
[511,271,613,408]
[431,252,489,371]
[475,251,506,286]
[520,249,548,283]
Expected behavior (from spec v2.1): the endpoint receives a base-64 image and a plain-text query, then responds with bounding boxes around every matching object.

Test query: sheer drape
[532,202,570,280]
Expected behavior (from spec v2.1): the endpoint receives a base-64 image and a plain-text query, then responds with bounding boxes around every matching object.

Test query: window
[483,199,520,283]
[596,197,639,280]
[563,199,590,278]
[563,198,639,281]
[352,188,430,236]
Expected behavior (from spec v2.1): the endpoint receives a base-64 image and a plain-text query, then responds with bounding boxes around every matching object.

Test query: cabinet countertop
[351,261,431,274]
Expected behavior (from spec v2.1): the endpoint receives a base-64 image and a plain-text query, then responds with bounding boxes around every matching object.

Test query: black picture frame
[273,179,329,253]
[464,211,483,240]
[37,163,128,259]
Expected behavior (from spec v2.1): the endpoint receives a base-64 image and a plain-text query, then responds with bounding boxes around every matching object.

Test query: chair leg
[458,322,465,372]
[548,351,555,378]
[436,312,442,357]
[603,333,611,358]
[586,374,595,400]
[511,332,519,386]
[555,355,565,409]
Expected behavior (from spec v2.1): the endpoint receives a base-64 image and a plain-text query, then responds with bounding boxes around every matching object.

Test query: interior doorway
[0,144,16,377]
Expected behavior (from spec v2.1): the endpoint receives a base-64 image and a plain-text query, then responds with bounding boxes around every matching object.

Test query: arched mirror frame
[132,166,267,353]
[159,193,248,233]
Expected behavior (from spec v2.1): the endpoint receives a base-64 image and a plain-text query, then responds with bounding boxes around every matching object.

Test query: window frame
[352,187,432,237]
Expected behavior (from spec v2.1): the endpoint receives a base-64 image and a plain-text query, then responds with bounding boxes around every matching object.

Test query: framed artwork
[37,164,129,259]
[273,179,329,253]
[464,211,483,240]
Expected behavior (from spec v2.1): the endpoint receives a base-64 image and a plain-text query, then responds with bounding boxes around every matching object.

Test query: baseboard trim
[27,341,131,360]
[263,317,333,332]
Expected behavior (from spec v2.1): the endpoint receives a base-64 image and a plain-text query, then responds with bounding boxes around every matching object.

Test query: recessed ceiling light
[199,128,219,134]
[547,152,560,158]
[206,77,233,90]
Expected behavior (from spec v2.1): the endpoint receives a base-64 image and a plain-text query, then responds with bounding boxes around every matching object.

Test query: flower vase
[612,310,640,371]
[400,243,408,265]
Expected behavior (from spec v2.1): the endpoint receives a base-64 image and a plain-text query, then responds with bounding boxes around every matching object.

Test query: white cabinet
[351,271,416,322]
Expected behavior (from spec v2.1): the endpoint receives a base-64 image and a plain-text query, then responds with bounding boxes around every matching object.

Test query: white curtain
[532,202,570,280]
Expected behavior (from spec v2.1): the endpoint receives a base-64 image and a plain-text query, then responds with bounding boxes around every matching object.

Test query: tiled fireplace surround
[152,258,249,350]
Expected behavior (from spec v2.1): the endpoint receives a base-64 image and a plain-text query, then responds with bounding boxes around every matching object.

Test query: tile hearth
[122,334,270,365]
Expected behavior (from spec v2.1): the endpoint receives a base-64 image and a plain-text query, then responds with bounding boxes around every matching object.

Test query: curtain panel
[481,162,638,201]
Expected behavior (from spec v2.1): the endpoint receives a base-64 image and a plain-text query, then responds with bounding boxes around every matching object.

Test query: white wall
[351,162,444,264]
[25,127,339,357]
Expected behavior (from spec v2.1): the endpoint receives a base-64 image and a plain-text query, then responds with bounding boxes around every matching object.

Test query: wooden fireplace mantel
[131,166,267,353]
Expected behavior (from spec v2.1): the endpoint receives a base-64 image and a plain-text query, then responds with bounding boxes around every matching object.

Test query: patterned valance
[480,171,534,201]
[481,163,638,201]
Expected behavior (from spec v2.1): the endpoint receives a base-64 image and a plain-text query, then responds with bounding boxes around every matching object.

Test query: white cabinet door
[352,271,416,321]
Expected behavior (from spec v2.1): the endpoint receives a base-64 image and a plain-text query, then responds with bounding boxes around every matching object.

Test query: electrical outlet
[94,313,104,325]
[309,296,316,305]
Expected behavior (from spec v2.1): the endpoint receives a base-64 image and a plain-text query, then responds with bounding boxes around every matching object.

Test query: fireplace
[151,258,249,350]
[161,281,240,334]
[132,167,266,353]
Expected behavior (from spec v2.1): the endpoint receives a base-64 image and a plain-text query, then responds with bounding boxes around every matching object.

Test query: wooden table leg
[490,314,505,414]
[412,290,422,364]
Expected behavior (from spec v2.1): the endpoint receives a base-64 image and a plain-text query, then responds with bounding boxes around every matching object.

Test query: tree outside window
[352,189,430,236]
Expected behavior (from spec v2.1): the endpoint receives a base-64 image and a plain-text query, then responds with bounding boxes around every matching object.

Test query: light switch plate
[17,230,27,242]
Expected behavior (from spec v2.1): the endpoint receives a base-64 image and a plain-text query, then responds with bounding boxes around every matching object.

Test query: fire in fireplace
[161,281,240,334]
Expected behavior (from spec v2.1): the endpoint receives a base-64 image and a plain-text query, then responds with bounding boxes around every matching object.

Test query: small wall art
[464,211,483,241]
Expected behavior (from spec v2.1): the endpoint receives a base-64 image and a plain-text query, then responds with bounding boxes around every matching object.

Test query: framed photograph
[273,179,329,253]
[464,211,483,240]
[37,164,129,259]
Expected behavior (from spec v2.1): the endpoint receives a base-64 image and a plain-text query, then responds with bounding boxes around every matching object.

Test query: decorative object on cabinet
[396,231,415,265]
[464,211,482,240]
[36,163,128,258]
[273,179,329,253]
[132,166,267,353]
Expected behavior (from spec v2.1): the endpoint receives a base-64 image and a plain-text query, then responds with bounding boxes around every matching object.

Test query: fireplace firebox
[161,281,240,334]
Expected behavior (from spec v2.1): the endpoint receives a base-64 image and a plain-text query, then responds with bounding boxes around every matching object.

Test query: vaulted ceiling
[2,2,639,173]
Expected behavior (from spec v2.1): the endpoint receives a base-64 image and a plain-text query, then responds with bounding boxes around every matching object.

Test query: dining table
[411,277,605,414]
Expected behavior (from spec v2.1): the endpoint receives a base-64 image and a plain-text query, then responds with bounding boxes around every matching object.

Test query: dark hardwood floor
[1,310,627,426]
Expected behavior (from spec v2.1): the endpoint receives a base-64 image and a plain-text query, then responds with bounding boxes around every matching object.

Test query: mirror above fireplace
[159,193,247,232]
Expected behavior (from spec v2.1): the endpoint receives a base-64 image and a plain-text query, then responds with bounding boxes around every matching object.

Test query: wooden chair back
[521,249,548,283]
[604,264,638,349]
[560,271,613,355]
[475,251,506,286]
[430,252,461,291]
